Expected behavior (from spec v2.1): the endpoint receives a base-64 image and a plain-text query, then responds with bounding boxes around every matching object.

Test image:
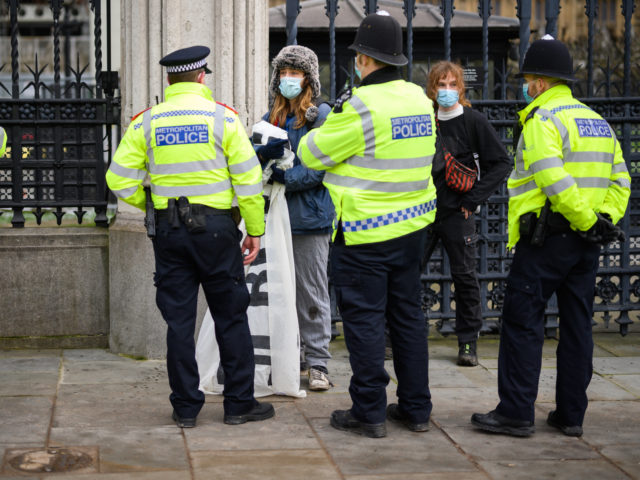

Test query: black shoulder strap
[462,106,479,155]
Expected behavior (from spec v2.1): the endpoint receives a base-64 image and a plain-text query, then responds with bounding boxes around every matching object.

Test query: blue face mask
[436,89,459,108]
[522,83,535,104]
[354,55,362,80]
[279,77,303,99]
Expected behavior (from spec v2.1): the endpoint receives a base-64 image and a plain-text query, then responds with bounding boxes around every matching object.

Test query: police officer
[298,12,437,438]
[106,46,274,428]
[471,36,630,437]
[0,126,6,156]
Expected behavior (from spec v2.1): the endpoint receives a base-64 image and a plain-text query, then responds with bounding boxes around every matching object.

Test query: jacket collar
[518,84,571,123]
[164,82,214,101]
[359,66,402,87]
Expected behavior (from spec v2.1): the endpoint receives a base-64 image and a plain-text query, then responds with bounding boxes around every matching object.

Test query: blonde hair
[269,78,314,129]
[426,61,471,108]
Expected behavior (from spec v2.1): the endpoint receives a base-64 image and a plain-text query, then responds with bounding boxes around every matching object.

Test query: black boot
[457,340,478,366]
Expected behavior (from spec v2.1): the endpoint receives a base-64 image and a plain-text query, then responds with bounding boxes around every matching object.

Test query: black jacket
[432,107,512,218]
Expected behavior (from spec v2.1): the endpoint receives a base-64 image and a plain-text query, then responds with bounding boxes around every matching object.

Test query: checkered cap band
[166,58,207,73]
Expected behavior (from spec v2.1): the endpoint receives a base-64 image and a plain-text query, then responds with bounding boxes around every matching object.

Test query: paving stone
[599,443,640,479]
[0,444,42,479]
[446,425,599,461]
[54,383,171,428]
[184,402,321,451]
[429,365,476,388]
[431,388,499,427]
[311,418,477,476]
[294,393,353,420]
[0,356,61,374]
[42,472,191,480]
[593,357,640,375]
[345,474,487,480]
[0,349,61,359]
[594,333,640,357]
[479,459,631,479]
[0,397,52,444]
[457,364,499,387]
[49,426,188,473]
[62,359,167,385]
[580,401,640,446]
[191,449,341,480]
[0,371,59,397]
[62,349,133,363]
[607,374,640,397]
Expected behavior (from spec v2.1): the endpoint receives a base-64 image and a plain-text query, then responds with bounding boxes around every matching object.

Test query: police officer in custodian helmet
[106,46,274,428]
[298,12,437,438]
[471,36,630,437]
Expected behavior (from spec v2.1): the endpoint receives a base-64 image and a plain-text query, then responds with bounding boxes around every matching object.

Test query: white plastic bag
[196,170,304,398]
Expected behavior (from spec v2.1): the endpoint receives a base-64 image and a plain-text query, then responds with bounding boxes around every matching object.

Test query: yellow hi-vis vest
[508,84,630,248]
[106,82,265,236]
[0,126,6,156]
[297,80,437,245]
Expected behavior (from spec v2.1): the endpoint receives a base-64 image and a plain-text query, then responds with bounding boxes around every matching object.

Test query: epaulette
[332,87,353,114]
[131,107,152,123]
[524,106,540,123]
[216,101,238,115]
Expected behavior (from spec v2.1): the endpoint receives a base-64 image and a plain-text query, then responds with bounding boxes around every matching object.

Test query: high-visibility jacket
[0,126,6,157]
[508,84,630,248]
[297,80,437,245]
[106,82,265,236]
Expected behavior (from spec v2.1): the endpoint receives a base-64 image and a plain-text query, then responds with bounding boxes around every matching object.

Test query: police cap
[516,35,576,82]
[348,11,408,67]
[159,45,212,74]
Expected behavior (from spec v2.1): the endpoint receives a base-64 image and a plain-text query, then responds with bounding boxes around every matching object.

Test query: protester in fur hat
[256,45,335,391]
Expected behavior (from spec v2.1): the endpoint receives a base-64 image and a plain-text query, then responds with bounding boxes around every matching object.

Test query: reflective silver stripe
[613,177,631,189]
[324,172,429,193]
[542,176,575,197]
[0,126,5,146]
[350,95,375,157]
[142,110,155,168]
[152,179,232,197]
[110,185,139,199]
[213,103,227,164]
[109,162,147,181]
[514,135,525,173]
[612,162,629,174]
[529,156,563,174]
[229,155,260,175]
[575,176,610,189]
[346,155,433,170]
[149,158,226,175]
[509,178,538,197]
[234,182,263,196]
[306,130,337,168]
[564,151,614,164]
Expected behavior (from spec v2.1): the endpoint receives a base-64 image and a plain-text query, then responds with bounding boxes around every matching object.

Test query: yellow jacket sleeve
[599,136,631,225]
[106,118,148,211]
[0,126,6,157]
[523,117,598,232]
[223,112,265,237]
[297,103,364,171]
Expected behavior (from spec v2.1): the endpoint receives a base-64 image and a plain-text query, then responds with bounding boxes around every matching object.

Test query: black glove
[270,164,286,184]
[256,138,288,162]
[578,213,625,245]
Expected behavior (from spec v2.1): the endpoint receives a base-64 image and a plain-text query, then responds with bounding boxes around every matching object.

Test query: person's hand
[256,138,288,162]
[461,206,473,219]
[577,213,624,245]
[270,164,286,184]
[241,235,260,265]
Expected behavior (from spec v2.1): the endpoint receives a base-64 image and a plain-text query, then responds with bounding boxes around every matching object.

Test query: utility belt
[155,196,231,233]
[519,206,572,246]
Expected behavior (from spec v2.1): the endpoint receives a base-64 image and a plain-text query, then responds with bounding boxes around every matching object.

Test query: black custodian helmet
[516,35,576,82]
[348,11,408,66]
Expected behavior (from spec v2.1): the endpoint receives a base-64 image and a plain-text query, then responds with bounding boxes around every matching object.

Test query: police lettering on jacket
[391,115,433,139]
[156,124,209,145]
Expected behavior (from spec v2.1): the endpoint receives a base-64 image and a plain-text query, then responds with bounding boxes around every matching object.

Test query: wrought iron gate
[281,0,639,335]
[0,0,120,228]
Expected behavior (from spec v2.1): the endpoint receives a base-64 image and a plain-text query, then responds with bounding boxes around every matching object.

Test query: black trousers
[152,214,256,418]
[422,212,482,343]
[331,227,431,424]
[496,231,600,426]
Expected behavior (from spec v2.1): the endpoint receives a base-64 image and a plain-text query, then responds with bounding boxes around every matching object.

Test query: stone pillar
[109,0,269,358]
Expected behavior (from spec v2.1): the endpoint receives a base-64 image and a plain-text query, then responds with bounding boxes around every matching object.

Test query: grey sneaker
[309,366,332,391]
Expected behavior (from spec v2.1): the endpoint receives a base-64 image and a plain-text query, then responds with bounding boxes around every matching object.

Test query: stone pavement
[1,331,639,479]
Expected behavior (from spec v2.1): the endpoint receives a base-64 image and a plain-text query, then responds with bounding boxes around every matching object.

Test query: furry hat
[269,45,321,101]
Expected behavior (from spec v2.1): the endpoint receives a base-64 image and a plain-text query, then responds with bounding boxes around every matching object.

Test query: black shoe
[172,410,196,428]
[547,410,583,437]
[224,401,275,425]
[457,341,478,366]
[330,409,386,438]
[386,404,429,432]
[471,410,535,437]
